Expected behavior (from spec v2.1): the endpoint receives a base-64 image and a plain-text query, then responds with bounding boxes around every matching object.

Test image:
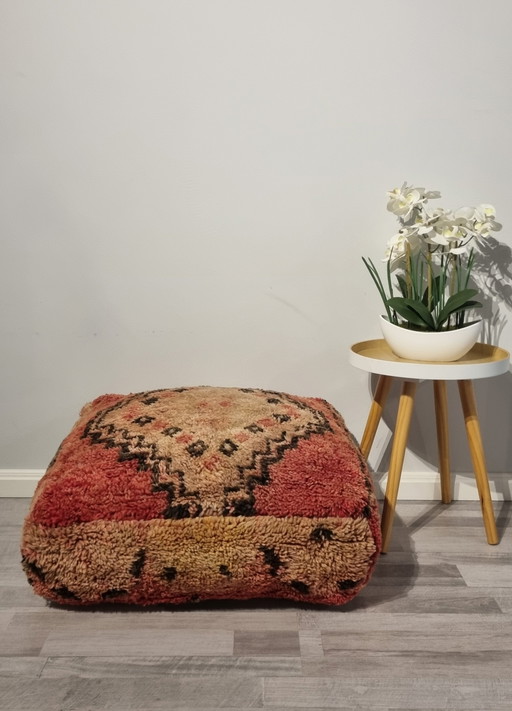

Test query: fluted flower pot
[380,315,481,362]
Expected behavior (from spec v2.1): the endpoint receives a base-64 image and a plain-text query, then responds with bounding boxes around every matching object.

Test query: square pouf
[21,386,381,606]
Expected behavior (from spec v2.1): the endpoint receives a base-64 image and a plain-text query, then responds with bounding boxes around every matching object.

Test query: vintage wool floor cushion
[21,386,381,606]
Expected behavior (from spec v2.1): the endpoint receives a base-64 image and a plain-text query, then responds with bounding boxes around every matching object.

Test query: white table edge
[349,346,510,380]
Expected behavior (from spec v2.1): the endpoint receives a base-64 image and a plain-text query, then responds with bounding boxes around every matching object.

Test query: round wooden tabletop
[349,339,510,380]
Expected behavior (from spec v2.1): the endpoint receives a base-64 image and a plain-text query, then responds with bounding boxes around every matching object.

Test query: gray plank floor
[1,497,511,710]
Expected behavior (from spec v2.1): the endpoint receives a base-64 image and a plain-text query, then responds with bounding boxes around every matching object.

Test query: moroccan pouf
[21,386,381,606]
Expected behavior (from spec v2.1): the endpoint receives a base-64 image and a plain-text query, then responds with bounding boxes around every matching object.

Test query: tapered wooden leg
[381,380,417,553]
[457,380,499,545]
[433,380,452,504]
[360,375,393,459]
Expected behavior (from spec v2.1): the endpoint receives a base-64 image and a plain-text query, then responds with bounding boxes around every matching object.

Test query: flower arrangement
[363,183,502,331]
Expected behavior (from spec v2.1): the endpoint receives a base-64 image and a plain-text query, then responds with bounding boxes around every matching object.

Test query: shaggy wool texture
[21,386,381,606]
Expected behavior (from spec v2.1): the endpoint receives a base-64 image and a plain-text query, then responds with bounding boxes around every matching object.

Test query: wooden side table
[349,339,510,552]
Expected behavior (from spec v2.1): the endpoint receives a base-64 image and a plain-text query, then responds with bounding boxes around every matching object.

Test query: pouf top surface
[83,385,333,517]
[32,386,373,526]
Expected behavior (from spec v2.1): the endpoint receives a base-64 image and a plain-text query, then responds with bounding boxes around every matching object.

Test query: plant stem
[450,254,456,297]
[405,242,412,298]
[427,251,431,308]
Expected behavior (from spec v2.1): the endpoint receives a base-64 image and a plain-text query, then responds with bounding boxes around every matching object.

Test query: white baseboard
[373,471,512,501]
[0,469,510,500]
[0,470,45,497]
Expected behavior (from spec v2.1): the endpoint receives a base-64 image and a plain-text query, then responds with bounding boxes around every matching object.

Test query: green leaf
[387,304,429,328]
[421,275,442,309]
[396,274,409,298]
[439,301,482,328]
[437,289,480,326]
[362,257,394,322]
[387,297,436,330]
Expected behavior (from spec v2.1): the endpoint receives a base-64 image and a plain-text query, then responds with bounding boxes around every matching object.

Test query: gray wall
[2,0,512,484]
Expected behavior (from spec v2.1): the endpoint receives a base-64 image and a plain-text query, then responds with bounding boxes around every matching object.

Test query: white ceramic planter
[380,316,481,362]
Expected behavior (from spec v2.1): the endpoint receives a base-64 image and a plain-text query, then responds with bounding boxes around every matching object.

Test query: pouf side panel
[254,432,381,553]
[29,395,169,527]
[310,397,382,550]
[253,395,381,550]
[22,515,378,607]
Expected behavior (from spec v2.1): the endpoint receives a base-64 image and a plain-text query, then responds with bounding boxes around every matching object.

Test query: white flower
[477,204,497,219]
[410,214,435,238]
[386,182,427,219]
[474,220,501,236]
[449,245,469,255]
[473,204,502,235]
[363,182,503,332]
[429,233,470,255]
[423,190,441,200]
[383,227,422,262]
[429,221,466,246]
[383,229,408,261]
[379,183,501,269]
[386,183,442,220]
[455,206,478,221]
[431,207,455,221]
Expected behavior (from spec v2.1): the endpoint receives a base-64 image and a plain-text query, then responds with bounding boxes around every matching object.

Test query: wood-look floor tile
[263,677,512,709]
[40,628,234,657]
[1,616,51,656]
[372,562,462,579]
[439,586,512,614]
[0,656,48,679]
[298,630,323,659]
[394,501,490,524]
[321,627,512,653]
[41,655,302,678]
[233,630,300,657]
[414,550,512,567]
[148,608,299,631]
[338,586,502,613]
[0,609,13,632]
[0,585,46,609]
[0,563,29,586]
[301,649,512,680]
[457,563,512,587]
[7,608,299,644]
[298,611,507,632]
[406,526,512,555]
[494,593,512,613]
[0,529,24,554]
[0,498,30,525]
[0,675,263,710]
